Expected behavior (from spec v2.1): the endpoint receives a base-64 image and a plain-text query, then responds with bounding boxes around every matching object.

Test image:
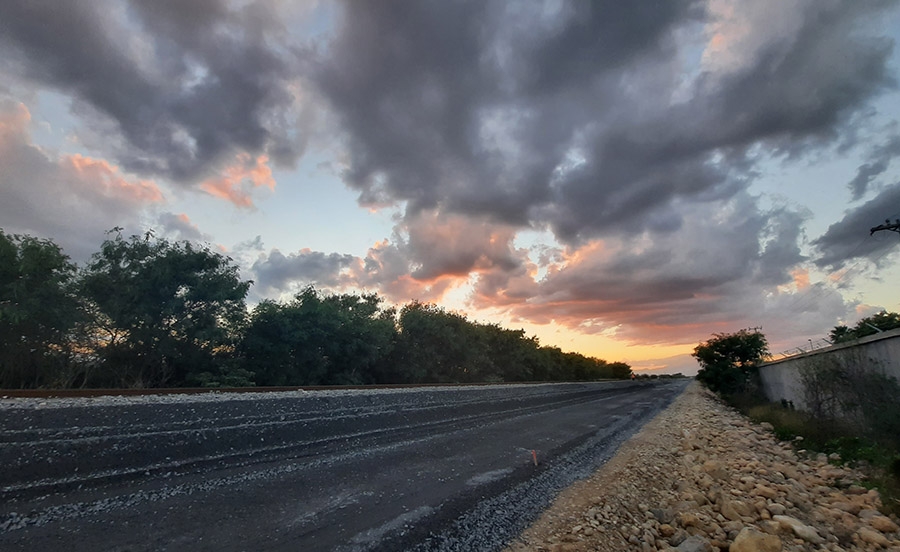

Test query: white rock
[773,515,824,544]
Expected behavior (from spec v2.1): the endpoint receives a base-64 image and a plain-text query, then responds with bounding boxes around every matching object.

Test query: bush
[693,329,769,395]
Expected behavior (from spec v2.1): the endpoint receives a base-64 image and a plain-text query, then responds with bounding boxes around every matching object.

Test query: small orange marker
[532,449,538,466]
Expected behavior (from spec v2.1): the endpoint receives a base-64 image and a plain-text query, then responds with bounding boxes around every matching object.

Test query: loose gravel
[505,382,900,552]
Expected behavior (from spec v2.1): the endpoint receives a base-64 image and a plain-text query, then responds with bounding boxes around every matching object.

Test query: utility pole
[870,218,900,236]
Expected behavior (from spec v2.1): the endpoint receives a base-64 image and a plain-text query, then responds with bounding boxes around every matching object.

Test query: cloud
[249,210,526,303]
[0,100,164,261]
[246,190,849,348]
[632,354,700,376]
[0,0,312,185]
[199,153,275,208]
[63,154,163,204]
[349,211,528,302]
[813,182,900,269]
[469,193,848,346]
[290,0,894,350]
[157,212,209,243]
[314,0,895,245]
[251,248,357,296]
[847,134,900,200]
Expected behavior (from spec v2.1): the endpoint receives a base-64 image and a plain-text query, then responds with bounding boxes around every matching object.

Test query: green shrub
[693,329,769,395]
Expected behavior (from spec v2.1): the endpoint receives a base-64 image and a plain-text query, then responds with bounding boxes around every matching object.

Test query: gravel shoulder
[506,382,900,552]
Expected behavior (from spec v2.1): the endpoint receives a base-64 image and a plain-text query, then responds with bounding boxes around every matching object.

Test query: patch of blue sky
[181,151,398,258]
[27,90,86,154]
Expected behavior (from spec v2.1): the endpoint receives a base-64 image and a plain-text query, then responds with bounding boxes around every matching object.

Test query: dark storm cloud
[252,249,356,294]
[316,0,896,243]
[316,0,703,235]
[692,6,895,151]
[847,134,900,200]
[813,183,900,269]
[2,0,894,237]
[0,0,303,183]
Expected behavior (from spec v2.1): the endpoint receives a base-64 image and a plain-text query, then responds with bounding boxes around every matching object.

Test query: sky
[2,0,900,375]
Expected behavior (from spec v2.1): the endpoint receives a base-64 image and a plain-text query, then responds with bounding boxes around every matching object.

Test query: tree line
[828,311,900,344]
[0,229,631,389]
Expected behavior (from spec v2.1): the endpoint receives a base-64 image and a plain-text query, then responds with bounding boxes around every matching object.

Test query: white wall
[758,328,900,409]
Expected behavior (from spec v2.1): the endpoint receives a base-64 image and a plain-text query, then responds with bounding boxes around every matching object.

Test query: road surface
[1,380,688,551]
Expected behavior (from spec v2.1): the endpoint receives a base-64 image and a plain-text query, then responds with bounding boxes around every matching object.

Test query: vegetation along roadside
[0,227,632,390]
[693,325,900,516]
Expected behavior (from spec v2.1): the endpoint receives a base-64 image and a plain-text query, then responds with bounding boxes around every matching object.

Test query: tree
[0,230,81,388]
[830,311,900,344]
[693,328,769,395]
[391,302,490,383]
[80,231,251,387]
[241,287,397,386]
[828,325,854,344]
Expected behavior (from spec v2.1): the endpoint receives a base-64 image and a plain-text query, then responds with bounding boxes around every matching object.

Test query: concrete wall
[758,327,900,410]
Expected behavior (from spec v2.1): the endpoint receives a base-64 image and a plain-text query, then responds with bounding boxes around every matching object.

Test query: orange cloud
[346,238,465,303]
[0,102,31,136]
[790,268,810,290]
[200,153,275,208]
[701,0,805,76]
[64,154,164,204]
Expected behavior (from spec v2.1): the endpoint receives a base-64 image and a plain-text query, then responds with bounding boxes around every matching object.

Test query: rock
[773,515,824,544]
[652,507,675,524]
[731,500,755,518]
[692,492,709,506]
[753,485,778,499]
[669,529,689,547]
[702,460,729,480]
[729,527,783,552]
[677,535,712,552]
[678,512,701,528]
[721,501,743,522]
[501,384,894,552]
[869,515,900,533]
[759,422,774,432]
[830,501,861,515]
[859,508,881,520]
[857,526,891,547]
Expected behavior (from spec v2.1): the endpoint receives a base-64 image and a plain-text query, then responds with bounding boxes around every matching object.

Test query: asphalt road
[1,380,689,551]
